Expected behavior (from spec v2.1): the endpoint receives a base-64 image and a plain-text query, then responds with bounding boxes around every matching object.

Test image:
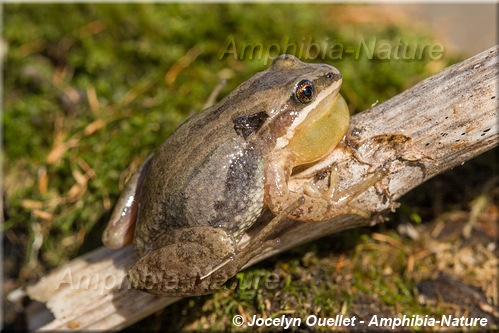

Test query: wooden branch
[16,46,498,331]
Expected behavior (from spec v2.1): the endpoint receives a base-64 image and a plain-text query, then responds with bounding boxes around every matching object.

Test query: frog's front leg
[265,156,387,222]
[102,155,152,249]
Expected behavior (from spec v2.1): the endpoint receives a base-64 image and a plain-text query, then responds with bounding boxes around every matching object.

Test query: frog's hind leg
[102,155,152,249]
[200,197,305,280]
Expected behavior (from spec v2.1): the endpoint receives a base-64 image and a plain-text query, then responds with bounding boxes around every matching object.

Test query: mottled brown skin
[103,54,347,296]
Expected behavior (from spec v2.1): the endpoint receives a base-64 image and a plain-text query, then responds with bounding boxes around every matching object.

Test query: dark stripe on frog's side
[134,107,264,254]
[211,146,265,237]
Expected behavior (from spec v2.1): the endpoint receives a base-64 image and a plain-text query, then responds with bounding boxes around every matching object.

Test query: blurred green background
[3,3,496,331]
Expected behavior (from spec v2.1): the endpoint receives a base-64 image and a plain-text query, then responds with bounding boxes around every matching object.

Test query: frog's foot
[329,164,388,205]
[302,164,388,219]
[200,197,305,280]
[102,155,152,249]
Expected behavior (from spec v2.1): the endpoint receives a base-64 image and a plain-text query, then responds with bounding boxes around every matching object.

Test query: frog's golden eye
[295,80,315,104]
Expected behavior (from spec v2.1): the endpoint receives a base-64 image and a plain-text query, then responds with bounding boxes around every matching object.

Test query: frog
[102,54,385,297]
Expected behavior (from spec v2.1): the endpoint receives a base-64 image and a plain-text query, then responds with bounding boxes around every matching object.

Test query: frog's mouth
[286,92,350,165]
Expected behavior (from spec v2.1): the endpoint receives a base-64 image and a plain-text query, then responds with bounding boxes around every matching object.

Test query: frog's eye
[295,80,315,104]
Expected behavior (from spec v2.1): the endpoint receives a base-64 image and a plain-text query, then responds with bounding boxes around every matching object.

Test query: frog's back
[134,106,265,255]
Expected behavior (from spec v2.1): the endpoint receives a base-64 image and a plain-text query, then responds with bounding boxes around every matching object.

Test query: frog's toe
[102,156,152,249]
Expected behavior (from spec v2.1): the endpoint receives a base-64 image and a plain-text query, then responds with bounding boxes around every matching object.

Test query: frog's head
[230,54,349,167]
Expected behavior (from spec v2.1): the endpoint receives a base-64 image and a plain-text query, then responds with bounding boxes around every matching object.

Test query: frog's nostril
[326,72,342,81]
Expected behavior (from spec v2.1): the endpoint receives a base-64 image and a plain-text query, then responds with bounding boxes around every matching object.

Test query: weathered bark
[14,46,498,331]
